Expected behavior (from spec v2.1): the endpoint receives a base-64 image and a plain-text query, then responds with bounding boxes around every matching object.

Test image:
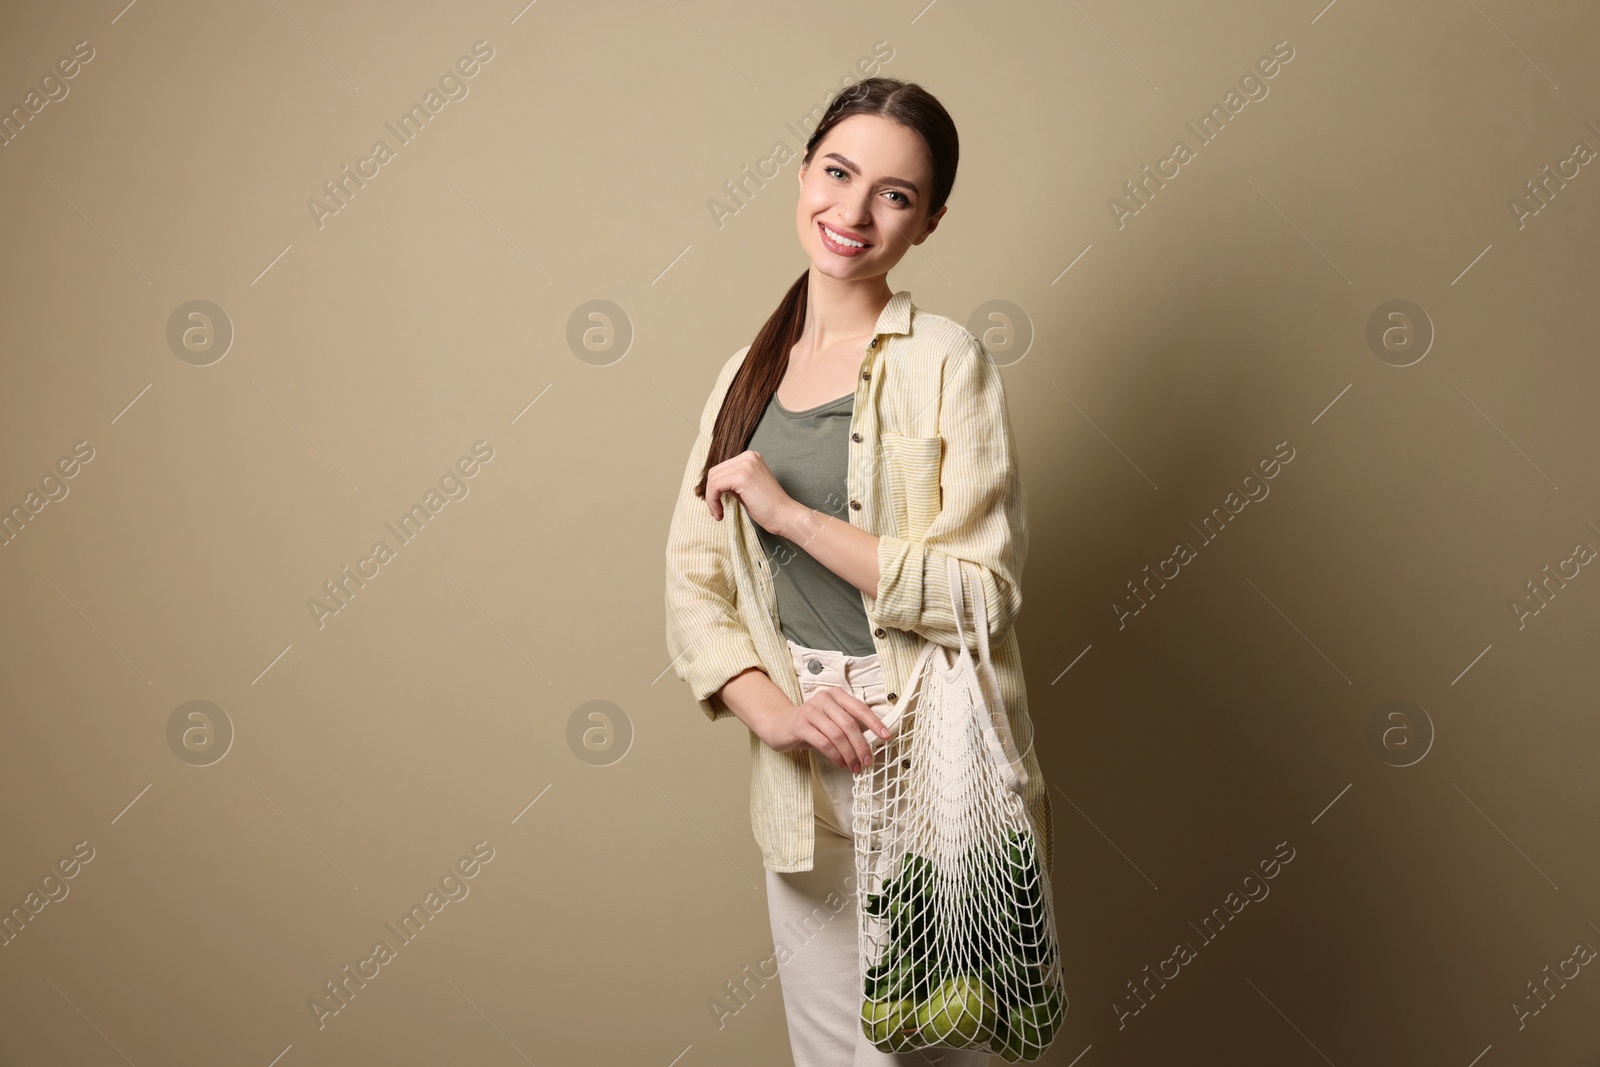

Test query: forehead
[814,113,931,176]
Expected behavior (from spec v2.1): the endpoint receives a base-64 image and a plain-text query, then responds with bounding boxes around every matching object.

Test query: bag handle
[945,556,1029,795]
[858,558,987,748]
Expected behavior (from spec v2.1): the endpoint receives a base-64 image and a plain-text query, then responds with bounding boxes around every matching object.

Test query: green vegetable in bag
[864,954,923,1002]
[912,975,1000,1048]
[863,850,940,1004]
[979,955,1028,1016]
[861,995,922,1052]
[992,831,1049,966]
[995,984,1063,1062]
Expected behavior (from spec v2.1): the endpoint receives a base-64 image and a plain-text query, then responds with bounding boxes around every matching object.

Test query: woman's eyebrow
[822,152,920,195]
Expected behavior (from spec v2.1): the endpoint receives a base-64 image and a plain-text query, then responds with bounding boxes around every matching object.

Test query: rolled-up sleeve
[664,346,766,722]
[872,336,1028,649]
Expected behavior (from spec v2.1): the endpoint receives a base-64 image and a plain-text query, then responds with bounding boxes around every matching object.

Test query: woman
[665,76,1051,1065]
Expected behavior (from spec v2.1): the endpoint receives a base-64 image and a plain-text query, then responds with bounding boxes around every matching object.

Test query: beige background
[1,0,1597,1063]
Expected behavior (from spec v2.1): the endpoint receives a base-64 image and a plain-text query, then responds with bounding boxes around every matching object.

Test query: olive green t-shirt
[748,390,877,657]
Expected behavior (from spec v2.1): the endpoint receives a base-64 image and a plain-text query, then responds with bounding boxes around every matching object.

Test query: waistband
[785,637,883,690]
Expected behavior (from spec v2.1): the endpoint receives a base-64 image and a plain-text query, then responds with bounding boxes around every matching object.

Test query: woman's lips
[818,220,871,256]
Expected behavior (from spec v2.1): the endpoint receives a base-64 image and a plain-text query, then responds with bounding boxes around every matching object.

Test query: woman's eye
[822,166,910,207]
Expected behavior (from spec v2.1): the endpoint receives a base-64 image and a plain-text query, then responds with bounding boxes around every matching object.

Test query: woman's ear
[914,205,948,245]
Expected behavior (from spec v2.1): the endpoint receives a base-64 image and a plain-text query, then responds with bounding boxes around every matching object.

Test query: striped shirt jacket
[664,289,1052,875]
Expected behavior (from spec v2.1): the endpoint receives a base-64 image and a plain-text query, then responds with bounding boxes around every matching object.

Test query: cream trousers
[765,637,989,1067]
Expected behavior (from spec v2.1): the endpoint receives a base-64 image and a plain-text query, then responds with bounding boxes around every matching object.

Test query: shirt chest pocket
[879,431,942,540]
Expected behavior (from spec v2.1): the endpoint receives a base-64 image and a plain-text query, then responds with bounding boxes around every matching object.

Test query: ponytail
[693,270,808,499]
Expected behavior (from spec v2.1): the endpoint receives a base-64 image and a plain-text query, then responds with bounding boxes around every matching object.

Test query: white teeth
[823,224,865,248]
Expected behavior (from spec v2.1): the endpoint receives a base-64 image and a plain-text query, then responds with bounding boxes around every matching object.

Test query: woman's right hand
[760,689,892,773]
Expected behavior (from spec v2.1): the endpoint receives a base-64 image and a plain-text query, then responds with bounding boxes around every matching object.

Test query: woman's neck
[799,272,893,354]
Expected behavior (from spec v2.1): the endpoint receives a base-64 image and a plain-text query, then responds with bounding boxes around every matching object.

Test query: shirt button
[869,338,878,348]
[851,432,862,442]
[850,500,861,510]
[873,627,885,638]
[861,370,871,381]
[887,692,898,703]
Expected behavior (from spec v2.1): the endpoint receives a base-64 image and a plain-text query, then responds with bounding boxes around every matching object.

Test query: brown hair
[693,76,960,499]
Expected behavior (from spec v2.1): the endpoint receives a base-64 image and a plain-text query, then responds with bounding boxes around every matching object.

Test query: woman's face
[794,112,946,282]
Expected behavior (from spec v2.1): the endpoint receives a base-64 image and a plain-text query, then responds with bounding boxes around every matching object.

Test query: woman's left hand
[704,450,799,535]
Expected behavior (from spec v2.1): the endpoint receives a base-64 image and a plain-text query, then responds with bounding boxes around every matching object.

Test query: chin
[810,257,868,281]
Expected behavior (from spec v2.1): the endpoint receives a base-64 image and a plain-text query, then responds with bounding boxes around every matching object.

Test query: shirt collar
[871,290,915,341]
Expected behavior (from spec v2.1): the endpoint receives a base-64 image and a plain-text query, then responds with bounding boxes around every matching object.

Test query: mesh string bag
[851,555,1067,1061]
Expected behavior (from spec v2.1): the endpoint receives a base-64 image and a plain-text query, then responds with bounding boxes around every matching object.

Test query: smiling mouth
[819,221,871,251]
